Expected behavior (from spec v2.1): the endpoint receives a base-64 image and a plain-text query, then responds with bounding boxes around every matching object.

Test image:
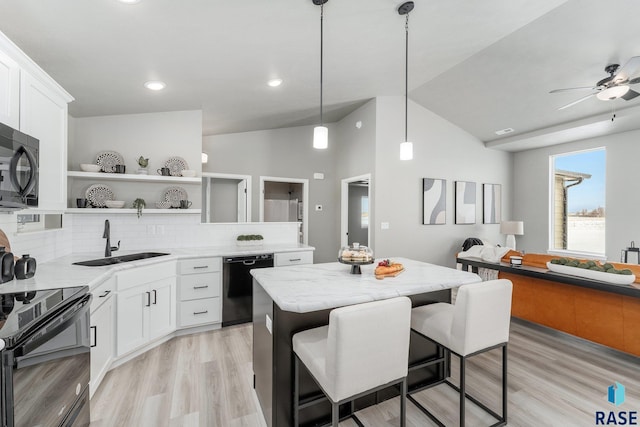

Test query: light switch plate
[381,222,390,230]
[313,172,324,179]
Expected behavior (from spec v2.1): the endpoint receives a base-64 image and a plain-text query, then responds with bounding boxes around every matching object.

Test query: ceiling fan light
[596,85,630,101]
[400,141,413,160]
[313,126,328,149]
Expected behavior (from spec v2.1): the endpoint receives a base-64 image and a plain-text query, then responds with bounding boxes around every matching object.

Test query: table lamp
[500,221,524,250]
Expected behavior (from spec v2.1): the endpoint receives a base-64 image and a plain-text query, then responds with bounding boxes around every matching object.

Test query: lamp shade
[400,141,413,160]
[313,126,328,149]
[596,85,630,101]
[500,221,524,235]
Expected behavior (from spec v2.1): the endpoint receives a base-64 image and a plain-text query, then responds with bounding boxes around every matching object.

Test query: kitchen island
[251,258,481,427]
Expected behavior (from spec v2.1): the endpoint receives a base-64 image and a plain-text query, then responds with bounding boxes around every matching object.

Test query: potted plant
[132,198,145,218]
[137,156,149,174]
[236,234,264,246]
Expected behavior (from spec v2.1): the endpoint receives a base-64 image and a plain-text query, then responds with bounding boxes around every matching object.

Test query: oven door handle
[13,294,92,358]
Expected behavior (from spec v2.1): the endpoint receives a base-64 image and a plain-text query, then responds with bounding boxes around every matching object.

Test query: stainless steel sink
[72,252,170,267]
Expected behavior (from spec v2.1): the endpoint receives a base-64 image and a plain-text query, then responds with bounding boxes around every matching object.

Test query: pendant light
[398,1,414,160]
[312,0,328,149]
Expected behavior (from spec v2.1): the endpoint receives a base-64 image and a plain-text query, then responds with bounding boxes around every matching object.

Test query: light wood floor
[91,321,640,427]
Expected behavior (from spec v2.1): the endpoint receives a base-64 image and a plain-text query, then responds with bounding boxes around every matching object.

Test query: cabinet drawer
[274,251,313,267]
[179,272,220,301]
[117,261,176,291]
[178,257,221,275]
[91,276,116,312]
[179,298,221,327]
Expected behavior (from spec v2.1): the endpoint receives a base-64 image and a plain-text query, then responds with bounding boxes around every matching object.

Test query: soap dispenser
[15,254,36,280]
[0,247,15,284]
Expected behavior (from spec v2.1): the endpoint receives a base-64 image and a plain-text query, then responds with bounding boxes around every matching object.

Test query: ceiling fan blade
[550,86,597,94]
[622,89,640,101]
[629,76,640,85]
[558,93,597,110]
[613,56,640,83]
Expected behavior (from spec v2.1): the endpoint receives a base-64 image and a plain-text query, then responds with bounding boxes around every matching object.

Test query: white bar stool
[409,279,513,427]
[292,297,412,426]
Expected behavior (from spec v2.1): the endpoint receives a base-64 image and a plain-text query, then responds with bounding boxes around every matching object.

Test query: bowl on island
[104,200,125,208]
[80,163,102,172]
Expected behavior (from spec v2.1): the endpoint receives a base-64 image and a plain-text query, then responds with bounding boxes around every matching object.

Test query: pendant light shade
[313,125,328,149]
[312,0,329,149]
[398,1,414,160]
[400,141,413,160]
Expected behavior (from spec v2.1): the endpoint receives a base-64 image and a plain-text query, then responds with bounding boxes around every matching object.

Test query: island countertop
[250,257,481,313]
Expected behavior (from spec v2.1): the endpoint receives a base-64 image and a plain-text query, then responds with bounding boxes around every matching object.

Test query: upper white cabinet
[0,49,20,129]
[20,72,69,210]
[0,30,73,211]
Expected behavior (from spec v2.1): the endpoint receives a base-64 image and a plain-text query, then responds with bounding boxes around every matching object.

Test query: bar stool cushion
[412,279,512,356]
[293,297,411,403]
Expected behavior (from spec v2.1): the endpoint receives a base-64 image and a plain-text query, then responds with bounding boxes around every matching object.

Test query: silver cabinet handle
[193,265,209,270]
[193,310,208,315]
[289,258,301,262]
[99,290,111,298]
[193,285,209,289]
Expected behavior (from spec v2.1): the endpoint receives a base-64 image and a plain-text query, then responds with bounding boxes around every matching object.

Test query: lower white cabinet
[90,277,116,397]
[177,257,222,328]
[116,276,176,357]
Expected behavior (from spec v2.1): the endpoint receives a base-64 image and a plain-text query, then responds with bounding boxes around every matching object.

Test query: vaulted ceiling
[3,0,639,151]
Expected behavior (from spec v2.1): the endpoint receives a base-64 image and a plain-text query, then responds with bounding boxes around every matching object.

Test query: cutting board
[0,229,12,253]
[375,268,405,280]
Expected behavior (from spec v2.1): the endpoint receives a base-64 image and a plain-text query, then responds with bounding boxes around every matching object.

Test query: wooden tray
[375,268,405,280]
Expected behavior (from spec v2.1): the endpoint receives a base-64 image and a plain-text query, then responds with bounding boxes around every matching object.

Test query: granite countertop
[251,257,481,313]
[0,243,314,294]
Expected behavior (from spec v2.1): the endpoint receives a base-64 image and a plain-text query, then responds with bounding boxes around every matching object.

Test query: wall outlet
[147,225,156,234]
[156,225,165,235]
[381,222,390,230]
[315,205,323,211]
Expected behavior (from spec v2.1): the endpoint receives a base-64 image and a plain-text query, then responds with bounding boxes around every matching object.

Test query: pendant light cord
[320,3,324,126]
[404,13,409,142]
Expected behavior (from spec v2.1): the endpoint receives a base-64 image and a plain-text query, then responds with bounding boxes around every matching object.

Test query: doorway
[259,176,309,244]
[340,174,371,248]
[202,173,252,223]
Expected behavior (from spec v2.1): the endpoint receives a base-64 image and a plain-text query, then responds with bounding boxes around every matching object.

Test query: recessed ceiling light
[267,78,283,87]
[118,0,141,4]
[144,81,166,91]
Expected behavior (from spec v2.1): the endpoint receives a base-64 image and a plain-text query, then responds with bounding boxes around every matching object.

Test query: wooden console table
[457,257,640,357]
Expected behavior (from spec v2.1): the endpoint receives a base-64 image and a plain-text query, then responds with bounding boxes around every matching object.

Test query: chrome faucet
[103,219,120,257]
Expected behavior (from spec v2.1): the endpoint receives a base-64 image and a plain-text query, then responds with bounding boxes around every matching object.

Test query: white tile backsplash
[0,213,301,263]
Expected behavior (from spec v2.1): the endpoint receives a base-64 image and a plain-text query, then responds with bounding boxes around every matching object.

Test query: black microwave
[0,122,39,210]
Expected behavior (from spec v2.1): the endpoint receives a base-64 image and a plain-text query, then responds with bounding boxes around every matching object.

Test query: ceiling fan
[550,56,640,110]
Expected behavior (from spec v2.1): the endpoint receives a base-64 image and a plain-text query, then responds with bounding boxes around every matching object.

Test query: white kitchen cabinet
[177,257,222,328]
[90,289,114,397]
[0,49,20,128]
[274,251,313,267]
[19,72,69,211]
[116,263,176,357]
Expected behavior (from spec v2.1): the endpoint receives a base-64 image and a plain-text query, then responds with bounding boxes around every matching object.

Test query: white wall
[203,124,338,263]
[514,128,640,261]
[373,97,513,267]
[0,215,72,263]
[69,110,203,209]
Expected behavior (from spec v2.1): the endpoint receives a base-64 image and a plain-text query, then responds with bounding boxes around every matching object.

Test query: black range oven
[0,286,91,427]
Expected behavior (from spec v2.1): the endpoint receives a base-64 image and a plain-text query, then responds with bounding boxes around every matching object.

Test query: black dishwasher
[222,254,274,326]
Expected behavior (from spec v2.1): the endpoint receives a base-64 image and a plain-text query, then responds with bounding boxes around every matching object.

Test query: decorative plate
[85,184,115,207]
[164,156,189,177]
[96,151,125,173]
[163,186,188,208]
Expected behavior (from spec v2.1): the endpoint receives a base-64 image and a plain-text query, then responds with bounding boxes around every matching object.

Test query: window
[360,196,369,228]
[550,148,605,255]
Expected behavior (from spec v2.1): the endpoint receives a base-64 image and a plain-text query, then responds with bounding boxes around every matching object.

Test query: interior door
[237,179,247,222]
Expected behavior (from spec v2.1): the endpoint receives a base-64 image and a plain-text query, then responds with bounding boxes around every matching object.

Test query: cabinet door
[19,72,68,210]
[148,278,176,341]
[116,286,148,356]
[0,50,20,128]
[90,295,114,397]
